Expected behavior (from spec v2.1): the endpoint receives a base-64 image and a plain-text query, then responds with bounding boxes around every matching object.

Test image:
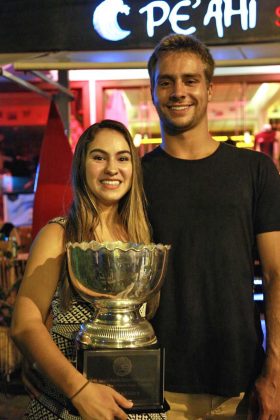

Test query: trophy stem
[76,299,157,349]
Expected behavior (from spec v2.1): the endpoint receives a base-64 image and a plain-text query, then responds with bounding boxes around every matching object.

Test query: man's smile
[168,104,194,111]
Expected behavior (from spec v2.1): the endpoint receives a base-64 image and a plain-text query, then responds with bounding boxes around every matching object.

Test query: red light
[275,6,280,27]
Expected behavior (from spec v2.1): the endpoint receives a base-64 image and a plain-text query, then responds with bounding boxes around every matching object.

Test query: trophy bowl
[66,241,170,349]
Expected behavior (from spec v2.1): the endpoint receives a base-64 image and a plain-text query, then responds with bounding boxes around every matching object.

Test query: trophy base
[77,346,167,413]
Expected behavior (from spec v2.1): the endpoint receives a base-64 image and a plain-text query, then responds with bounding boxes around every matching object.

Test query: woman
[11,120,160,419]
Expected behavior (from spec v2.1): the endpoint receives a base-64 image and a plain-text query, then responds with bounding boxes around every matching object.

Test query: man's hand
[248,374,280,419]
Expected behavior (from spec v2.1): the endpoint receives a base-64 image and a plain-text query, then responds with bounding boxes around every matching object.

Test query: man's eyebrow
[156,74,173,81]
[157,72,202,80]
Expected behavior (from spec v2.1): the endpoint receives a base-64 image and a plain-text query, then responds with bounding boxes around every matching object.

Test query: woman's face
[85,128,133,209]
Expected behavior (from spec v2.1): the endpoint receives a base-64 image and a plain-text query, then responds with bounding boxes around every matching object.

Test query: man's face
[151,51,212,135]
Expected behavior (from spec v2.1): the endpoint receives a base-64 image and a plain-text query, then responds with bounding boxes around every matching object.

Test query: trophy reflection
[66,241,170,413]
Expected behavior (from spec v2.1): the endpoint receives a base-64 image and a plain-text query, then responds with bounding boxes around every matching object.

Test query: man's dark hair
[148,33,215,89]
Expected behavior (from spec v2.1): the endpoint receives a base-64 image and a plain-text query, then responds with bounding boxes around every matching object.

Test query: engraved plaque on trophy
[66,241,170,413]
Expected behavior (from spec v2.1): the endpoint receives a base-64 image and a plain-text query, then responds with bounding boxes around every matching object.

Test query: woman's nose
[105,159,118,175]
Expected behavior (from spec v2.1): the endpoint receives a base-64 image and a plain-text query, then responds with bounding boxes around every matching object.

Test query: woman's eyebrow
[116,150,131,155]
[89,147,106,153]
[88,148,131,155]
[88,147,107,155]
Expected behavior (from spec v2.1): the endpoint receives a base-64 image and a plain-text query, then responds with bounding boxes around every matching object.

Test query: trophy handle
[151,248,169,296]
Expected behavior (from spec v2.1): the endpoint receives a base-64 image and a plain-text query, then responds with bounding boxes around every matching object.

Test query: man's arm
[250,231,280,419]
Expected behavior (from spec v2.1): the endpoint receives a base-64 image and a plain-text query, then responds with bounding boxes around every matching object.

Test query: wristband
[70,380,90,401]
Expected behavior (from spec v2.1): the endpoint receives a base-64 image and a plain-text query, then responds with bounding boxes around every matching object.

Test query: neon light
[139,0,203,37]
[254,294,264,301]
[204,0,257,38]
[34,163,40,192]
[275,6,280,27]
[249,0,257,28]
[204,0,223,38]
[93,0,258,41]
[224,0,249,30]
[141,137,162,144]
[92,0,131,41]
[139,1,170,37]
[254,279,262,285]
[169,1,201,35]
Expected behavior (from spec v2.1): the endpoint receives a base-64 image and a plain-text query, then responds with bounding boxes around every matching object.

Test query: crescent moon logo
[93,0,131,42]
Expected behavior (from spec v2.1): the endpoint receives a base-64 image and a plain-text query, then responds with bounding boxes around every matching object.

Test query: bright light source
[244,131,252,144]
[133,133,142,147]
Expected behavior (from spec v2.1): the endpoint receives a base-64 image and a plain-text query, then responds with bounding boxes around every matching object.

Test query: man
[142,34,280,419]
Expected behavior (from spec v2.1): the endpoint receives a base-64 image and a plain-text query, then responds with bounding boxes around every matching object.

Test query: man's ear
[208,83,213,102]
[150,87,155,104]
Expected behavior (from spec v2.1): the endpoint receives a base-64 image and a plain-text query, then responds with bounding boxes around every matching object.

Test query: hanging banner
[0,0,279,53]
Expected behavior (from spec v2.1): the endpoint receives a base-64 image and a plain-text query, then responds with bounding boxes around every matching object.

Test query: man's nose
[170,80,186,99]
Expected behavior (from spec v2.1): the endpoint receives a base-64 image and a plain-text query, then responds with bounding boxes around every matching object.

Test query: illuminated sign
[0,0,279,53]
[93,1,131,41]
[92,0,258,41]
[91,0,279,45]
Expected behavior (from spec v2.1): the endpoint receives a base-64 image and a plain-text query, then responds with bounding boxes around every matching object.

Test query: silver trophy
[66,241,170,413]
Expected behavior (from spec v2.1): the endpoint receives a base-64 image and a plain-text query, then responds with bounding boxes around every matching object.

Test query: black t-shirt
[142,143,280,396]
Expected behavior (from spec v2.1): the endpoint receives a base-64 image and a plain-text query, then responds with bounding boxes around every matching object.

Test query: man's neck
[161,129,219,160]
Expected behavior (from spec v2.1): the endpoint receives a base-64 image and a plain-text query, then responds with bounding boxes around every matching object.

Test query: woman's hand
[72,381,133,420]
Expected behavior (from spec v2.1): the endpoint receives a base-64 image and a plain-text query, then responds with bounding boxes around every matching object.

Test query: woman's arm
[11,222,132,419]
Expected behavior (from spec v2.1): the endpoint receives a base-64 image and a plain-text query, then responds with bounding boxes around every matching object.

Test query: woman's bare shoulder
[30,222,66,261]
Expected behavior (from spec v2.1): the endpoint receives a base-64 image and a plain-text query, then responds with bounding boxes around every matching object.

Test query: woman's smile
[100,179,122,189]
